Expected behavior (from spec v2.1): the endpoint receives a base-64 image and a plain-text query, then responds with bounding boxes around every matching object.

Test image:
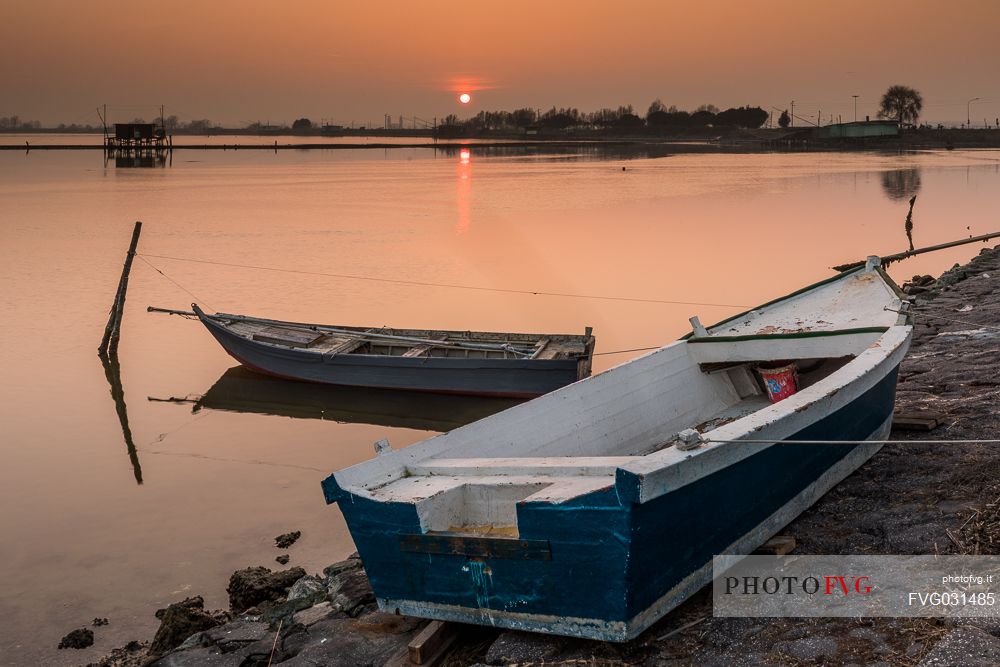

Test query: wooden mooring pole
[833,229,1000,272]
[99,221,142,356]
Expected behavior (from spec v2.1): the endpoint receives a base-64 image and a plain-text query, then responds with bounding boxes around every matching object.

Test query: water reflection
[880,167,921,201]
[105,149,171,168]
[100,352,143,484]
[456,147,471,232]
[904,195,917,251]
[174,366,520,432]
[433,143,708,162]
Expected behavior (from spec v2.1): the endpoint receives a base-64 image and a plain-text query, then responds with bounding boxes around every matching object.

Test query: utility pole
[968,98,980,127]
[790,101,795,127]
[852,95,859,122]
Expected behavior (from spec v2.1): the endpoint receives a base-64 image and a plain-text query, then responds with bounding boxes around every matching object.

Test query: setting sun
[459,93,471,104]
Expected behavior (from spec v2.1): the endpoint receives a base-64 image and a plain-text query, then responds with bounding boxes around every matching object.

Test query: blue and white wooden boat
[321,257,912,641]
[151,304,594,398]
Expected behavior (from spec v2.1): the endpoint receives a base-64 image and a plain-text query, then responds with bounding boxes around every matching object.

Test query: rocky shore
[88,246,1000,667]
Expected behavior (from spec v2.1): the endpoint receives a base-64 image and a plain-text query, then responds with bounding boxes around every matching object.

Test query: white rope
[704,439,1000,445]
[886,306,1000,333]
[139,252,749,308]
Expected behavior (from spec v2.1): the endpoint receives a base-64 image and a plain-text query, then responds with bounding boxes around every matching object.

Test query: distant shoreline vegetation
[434,102,769,137]
[0,103,771,138]
[3,85,998,143]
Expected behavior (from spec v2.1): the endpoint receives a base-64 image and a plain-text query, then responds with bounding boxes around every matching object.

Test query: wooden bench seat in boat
[686,328,887,364]
[401,335,449,358]
[407,456,639,477]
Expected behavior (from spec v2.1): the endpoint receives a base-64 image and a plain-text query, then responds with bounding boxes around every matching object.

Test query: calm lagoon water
[2,144,1000,664]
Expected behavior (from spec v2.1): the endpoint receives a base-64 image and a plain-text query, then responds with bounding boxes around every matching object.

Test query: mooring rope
[909,310,1000,334]
[139,448,328,473]
[136,252,748,309]
[704,438,1000,445]
[137,255,216,310]
[594,346,660,356]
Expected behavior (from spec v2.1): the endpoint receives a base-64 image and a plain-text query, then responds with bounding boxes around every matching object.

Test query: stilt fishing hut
[100,105,171,167]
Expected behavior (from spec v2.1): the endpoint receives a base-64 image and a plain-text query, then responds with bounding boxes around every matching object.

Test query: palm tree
[878,85,923,127]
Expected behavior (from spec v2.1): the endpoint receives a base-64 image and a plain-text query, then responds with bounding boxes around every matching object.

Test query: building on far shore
[814,119,899,140]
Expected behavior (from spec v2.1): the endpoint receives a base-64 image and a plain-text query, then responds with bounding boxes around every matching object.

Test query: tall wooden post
[99,221,143,356]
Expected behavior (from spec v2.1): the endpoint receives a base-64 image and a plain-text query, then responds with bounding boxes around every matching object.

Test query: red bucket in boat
[758,364,798,403]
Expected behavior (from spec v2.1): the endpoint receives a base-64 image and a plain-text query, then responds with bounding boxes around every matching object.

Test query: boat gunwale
[195,304,594,347]
[685,325,890,343]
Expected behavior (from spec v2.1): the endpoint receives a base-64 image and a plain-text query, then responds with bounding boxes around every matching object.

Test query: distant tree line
[440,101,769,133]
[0,116,42,129]
[97,115,224,133]
[158,116,221,133]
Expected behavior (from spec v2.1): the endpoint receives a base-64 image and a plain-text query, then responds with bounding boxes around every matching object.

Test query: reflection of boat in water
[194,366,523,431]
[322,257,912,641]
[149,304,595,399]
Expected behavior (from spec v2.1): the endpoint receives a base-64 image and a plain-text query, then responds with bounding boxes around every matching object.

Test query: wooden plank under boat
[185,304,594,398]
[321,257,913,641]
[194,366,522,431]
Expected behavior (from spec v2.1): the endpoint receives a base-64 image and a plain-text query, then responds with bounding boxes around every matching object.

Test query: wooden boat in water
[193,366,523,431]
[151,305,594,398]
[321,257,913,641]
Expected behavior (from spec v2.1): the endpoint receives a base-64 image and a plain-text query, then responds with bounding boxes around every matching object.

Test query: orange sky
[2,0,998,127]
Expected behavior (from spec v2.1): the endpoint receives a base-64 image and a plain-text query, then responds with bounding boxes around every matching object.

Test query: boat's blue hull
[323,364,900,640]
[198,313,585,398]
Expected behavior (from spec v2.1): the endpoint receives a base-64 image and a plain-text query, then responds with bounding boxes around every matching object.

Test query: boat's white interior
[334,266,909,536]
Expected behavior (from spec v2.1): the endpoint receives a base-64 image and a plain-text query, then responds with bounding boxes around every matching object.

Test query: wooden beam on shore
[754,535,796,555]
[383,620,458,666]
[99,221,142,356]
[833,230,1000,272]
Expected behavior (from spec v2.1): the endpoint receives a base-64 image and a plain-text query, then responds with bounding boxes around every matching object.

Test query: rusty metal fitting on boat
[676,429,705,451]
